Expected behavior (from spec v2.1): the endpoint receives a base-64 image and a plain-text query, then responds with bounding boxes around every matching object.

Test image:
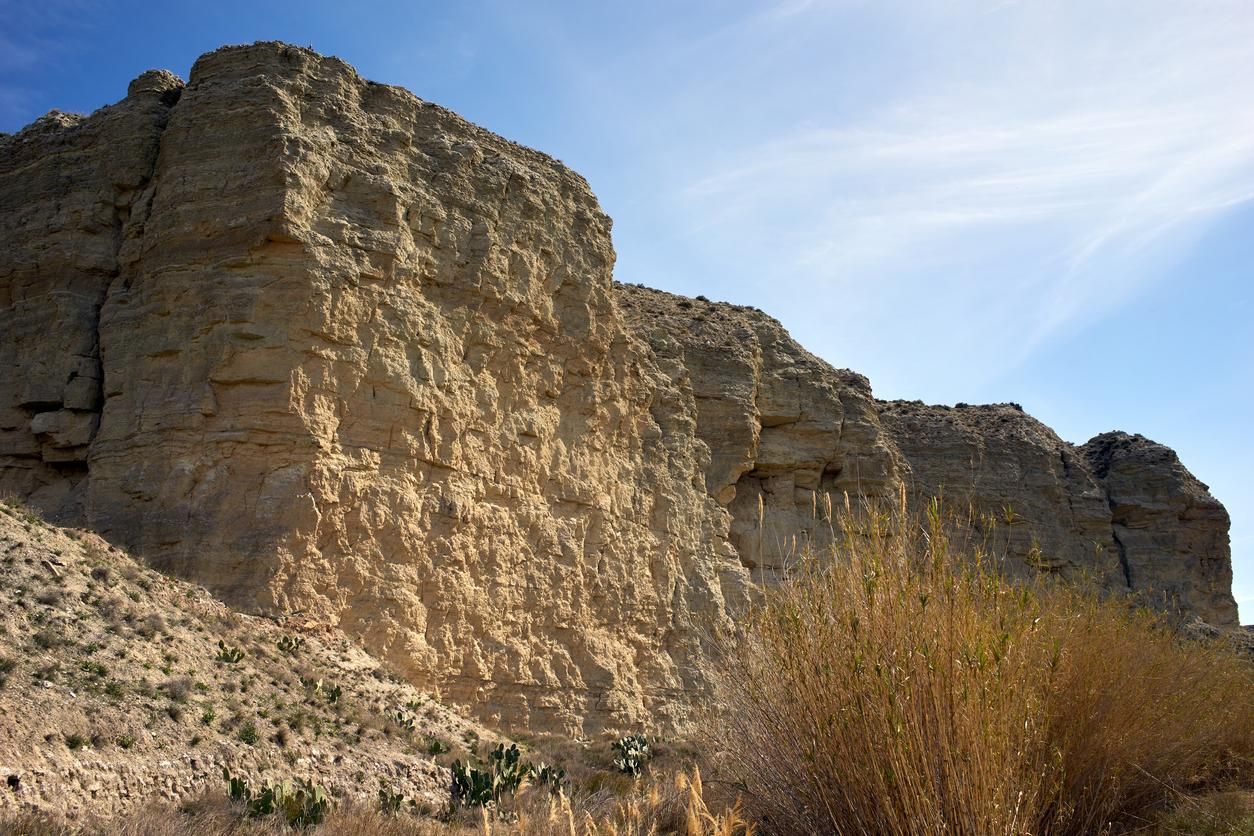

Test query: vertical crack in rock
[1108,507,1134,589]
[1080,432,1236,625]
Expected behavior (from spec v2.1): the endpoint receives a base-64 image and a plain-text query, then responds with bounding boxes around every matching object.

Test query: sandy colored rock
[0,41,1238,741]
[878,401,1126,584]
[614,289,1236,627]
[3,43,752,735]
[616,284,905,582]
[0,70,182,516]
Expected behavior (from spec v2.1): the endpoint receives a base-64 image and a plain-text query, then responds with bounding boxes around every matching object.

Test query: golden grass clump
[707,493,1254,836]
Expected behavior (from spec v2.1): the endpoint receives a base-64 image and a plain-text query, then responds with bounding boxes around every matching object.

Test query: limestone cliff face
[0,70,182,513]
[617,288,1237,628]
[0,43,1237,734]
[617,285,905,582]
[878,401,1126,586]
[878,405,1235,625]
[2,43,751,734]
[1081,431,1236,627]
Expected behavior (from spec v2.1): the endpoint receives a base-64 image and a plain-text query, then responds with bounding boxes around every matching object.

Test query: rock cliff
[621,286,1236,628]
[0,43,1237,733]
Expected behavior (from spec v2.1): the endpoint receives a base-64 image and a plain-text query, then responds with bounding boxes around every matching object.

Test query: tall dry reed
[706,493,1253,835]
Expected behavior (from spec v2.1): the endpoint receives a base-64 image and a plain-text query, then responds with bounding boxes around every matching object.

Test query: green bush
[238,721,259,745]
[276,634,304,655]
[377,785,408,815]
[450,742,565,808]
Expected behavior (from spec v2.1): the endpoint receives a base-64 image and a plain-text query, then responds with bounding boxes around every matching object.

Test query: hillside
[0,498,493,824]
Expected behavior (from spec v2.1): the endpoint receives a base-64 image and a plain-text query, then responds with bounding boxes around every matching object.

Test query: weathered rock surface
[617,285,904,582]
[0,43,1237,734]
[616,288,1236,627]
[1081,431,1236,627]
[2,43,752,734]
[0,70,182,514]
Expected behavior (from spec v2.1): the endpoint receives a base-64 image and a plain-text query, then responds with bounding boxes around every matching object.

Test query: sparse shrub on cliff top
[707,492,1254,836]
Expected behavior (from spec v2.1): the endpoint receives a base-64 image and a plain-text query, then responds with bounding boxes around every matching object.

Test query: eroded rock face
[1081,432,1236,627]
[878,401,1126,586]
[614,288,1236,628]
[876,408,1235,625]
[0,70,182,515]
[0,43,1237,735]
[2,44,752,734]
[617,285,905,582]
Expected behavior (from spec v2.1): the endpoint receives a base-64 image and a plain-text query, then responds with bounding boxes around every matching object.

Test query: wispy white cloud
[666,0,1254,383]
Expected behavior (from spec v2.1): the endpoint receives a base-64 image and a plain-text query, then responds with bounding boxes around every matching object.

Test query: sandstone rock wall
[617,285,904,582]
[1082,431,1236,626]
[0,70,181,515]
[0,42,1237,737]
[2,43,752,734]
[617,288,1237,627]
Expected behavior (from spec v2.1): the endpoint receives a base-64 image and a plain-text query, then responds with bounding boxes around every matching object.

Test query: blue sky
[3,0,1251,622]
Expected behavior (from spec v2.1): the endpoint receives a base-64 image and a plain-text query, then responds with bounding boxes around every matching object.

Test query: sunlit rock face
[0,42,1236,735]
[618,288,1236,628]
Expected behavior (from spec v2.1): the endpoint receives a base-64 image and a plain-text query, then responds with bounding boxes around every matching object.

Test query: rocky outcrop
[0,70,182,515]
[616,288,1236,627]
[0,43,1237,735]
[878,404,1235,625]
[617,285,904,583]
[878,401,1125,585]
[1081,431,1236,627]
[2,43,752,734]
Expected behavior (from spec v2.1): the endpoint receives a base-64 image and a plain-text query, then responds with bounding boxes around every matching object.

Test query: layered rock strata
[2,43,753,734]
[0,43,1237,734]
[618,287,1236,627]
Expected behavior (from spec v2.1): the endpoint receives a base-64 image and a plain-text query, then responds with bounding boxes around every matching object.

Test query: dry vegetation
[707,492,1254,835]
[2,493,1251,835]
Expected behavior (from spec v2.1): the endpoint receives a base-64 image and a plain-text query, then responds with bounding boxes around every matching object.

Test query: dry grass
[1143,790,1254,835]
[705,492,1254,836]
[0,772,752,836]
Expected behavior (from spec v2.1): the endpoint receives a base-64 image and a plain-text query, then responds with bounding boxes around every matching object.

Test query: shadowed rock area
[0,42,1237,734]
